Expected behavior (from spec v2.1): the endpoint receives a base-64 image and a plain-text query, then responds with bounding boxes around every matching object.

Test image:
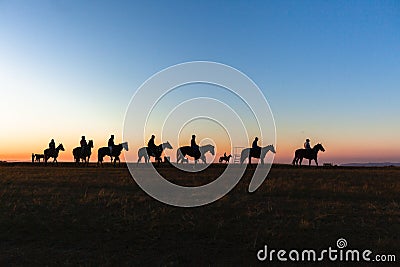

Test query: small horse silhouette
[32,153,45,163]
[177,144,215,164]
[219,154,232,163]
[44,144,65,166]
[137,141,173,164]
[240,145,276,165]
[72,140,94,166]
[292,143,325,166]
[97,142,129,167]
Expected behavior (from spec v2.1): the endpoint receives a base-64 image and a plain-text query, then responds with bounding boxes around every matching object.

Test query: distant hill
[341,162,400,167]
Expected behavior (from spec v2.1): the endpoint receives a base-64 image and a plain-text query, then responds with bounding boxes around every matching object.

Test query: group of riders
[147,134,201,158]
[47,134,314,160]
[47,135,117,156]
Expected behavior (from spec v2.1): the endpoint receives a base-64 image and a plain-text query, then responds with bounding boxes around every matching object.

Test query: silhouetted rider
[191,135,199,154]
[108,135,115,155]
[304,138,311,149]
[80,136,87,156]
[147,135,157,156]
[49,139,55,153]
[252,137,261,156]
[252,137,260,149]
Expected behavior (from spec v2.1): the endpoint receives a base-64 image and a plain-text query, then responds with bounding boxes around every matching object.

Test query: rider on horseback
[252,137,261,156]
[49,139,55,154]
[304,138,311,149]
[108,135,115,155]
[147,135,157,156]
[80,136,87,156]
[191,135,200,154]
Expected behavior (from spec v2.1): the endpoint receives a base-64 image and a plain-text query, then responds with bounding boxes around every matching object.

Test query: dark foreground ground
[0,163,399,266]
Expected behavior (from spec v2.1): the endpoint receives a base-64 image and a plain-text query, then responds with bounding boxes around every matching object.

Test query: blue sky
[0,0,399,163]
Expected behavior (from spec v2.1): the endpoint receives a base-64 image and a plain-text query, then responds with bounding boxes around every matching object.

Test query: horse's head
[58,144,65,151]
[314,143,325,152]
[88,140,94,148]
[163,141,173,150]
[269,144,276,153]
[122,142,129,151]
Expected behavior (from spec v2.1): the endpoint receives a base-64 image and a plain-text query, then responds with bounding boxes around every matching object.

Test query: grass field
[0,163,399,266]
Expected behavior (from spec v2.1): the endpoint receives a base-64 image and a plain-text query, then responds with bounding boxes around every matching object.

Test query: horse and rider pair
[292,138,325,166]
[73,136,94,165]
[44,139,65,165]
[146,135,163,162]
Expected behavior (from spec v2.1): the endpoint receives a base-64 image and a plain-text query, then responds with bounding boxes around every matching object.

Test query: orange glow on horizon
[1,135,399,164]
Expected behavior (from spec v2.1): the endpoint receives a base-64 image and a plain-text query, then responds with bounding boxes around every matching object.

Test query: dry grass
[0,163,399,266]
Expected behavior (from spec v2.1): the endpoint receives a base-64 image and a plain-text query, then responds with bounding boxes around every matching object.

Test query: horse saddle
[250,147,261,158]
[147,146,160,157]
[303,149,313,156]
[192,148,201,160]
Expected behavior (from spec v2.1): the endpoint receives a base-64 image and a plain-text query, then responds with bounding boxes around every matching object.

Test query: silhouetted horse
[97,142,129,167]
[72,140,94,166]
[219,154,232,163]
[32,153,45,163]
[177,144,215,164]
[137,141,173,164]
[44,144,65,165]
[292,143,325,166]
[240,145,276,165]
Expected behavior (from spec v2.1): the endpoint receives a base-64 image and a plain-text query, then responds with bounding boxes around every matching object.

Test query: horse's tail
[240,149,247,164]
[292,150,298,165]
[176,148,184,163]
[97,148,103,166]
[72,148,78,163]
[137,148,143,163]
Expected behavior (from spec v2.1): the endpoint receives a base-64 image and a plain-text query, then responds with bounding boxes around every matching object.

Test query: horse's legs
[309,159,311,166]
[315,158,318,166]
[299,157,303,165]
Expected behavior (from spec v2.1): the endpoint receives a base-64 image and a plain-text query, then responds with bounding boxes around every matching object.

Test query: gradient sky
[0,0,399,164]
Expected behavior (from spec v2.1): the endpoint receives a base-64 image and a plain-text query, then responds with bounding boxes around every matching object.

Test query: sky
[0,0,399,164]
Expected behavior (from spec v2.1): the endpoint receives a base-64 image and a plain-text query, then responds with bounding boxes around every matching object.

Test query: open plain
[0,163,399,266]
